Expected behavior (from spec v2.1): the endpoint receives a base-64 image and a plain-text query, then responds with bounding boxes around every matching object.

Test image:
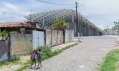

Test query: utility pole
[75,2,80,41]
[30,10,32,22]
[75,2,78,34]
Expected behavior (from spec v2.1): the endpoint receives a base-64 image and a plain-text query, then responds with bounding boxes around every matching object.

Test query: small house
[0,22,37,34]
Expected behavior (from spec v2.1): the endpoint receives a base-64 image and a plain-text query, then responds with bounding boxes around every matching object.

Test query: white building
[103,29,118,35]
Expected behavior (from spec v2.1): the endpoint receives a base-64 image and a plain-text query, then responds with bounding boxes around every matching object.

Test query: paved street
[26,35,118,71]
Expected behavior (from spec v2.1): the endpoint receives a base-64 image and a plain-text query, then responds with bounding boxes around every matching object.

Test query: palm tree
[0,30,8,40]
[52,19,68,30]
[52,19,69,43]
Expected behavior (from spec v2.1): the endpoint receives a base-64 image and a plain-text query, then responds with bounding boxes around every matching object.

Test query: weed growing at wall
[0,56,20,67]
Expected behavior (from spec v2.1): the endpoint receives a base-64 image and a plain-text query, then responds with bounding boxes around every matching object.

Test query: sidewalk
[52,41,78,51]
[51,37,80,51]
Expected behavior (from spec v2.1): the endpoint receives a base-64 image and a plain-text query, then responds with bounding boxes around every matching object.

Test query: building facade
[103,29,118,35]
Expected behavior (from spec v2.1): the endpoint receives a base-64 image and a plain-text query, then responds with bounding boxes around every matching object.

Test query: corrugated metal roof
[0,22,35,28]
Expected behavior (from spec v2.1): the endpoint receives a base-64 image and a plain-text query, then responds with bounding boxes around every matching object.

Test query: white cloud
[0,2,28,22]
[81,0,119,15]
[18,0,44,12]
[0,0,119,30]
[3,2,19,13]
[97,25,105,30]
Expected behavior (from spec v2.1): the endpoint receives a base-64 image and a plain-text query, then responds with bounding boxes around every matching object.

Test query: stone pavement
[26,35,118,71]
[0,40,78,71]
[52,41,78,51]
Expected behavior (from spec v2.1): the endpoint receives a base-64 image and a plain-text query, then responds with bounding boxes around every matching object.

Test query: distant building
[103,29,118,35]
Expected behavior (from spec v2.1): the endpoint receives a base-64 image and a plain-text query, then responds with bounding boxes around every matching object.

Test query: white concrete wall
[46,30,52,46]
[46,30,63,46]
[103,29,118,35]
[33,31,45,49]
[65,30,74,43]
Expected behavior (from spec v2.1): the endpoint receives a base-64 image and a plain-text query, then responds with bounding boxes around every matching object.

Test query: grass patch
[0,56,20,67]
[100,49,119,71]
[15,61,30,71]
[16,42,79,71]
[61,43,78,50]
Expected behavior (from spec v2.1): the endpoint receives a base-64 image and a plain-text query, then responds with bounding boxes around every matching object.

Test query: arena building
[25,9,102,36]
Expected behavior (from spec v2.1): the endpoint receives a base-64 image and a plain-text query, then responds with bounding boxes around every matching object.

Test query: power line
[36,0,74,5]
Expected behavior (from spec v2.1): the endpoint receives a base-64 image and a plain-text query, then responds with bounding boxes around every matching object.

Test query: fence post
[51,29,52,46]
[57,30,58,45]
[63,30,65,43]
[44,30,46,46]
[8,32,11,61]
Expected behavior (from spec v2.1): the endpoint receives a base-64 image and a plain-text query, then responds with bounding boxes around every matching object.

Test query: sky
[0,0,119,30]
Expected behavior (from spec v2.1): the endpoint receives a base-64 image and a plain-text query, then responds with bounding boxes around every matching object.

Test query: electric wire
[36,0,75,5]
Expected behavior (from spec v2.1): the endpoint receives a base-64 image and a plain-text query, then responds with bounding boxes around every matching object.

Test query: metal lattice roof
[25,9,102,32]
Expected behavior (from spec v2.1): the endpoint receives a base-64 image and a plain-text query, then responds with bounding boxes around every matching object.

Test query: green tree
[114,21,119,33]
[52,19,68,30]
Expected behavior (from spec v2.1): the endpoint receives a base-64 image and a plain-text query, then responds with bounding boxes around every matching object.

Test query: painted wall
[46,30,52,46]
[33,31,45,49]
[65,30,74,43]
[46,30,63,46]
[0,40,9,62]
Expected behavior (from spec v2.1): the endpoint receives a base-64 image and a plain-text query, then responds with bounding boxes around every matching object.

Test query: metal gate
[33,31,45,49]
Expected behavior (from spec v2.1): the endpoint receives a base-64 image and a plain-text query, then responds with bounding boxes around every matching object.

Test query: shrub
[37,46,52,54]
[11,55,20,61]
[0,30,8,39]
[36,46,63,60]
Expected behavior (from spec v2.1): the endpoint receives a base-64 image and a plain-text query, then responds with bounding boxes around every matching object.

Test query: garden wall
[10,33,32,56]
[46,30,63,46]
[65,30,74,43]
